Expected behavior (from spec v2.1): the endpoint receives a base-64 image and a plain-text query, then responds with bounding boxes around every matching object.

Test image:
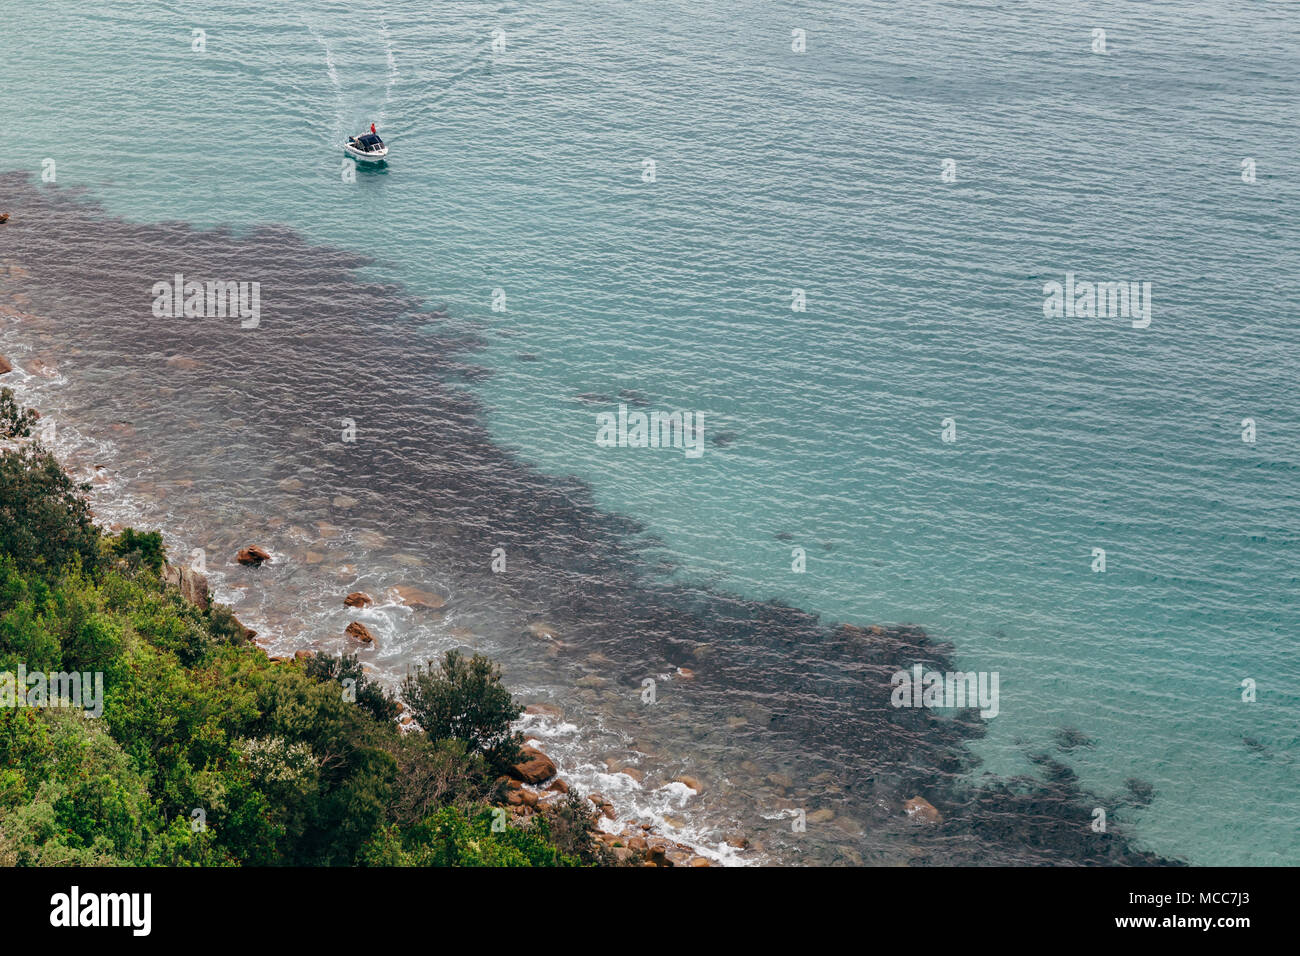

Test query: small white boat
[344,132,388,163]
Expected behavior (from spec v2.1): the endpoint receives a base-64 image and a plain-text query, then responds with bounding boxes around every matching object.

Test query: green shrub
[303,651,399,724]
[360,805,580,867]
[112,528,165,573]
[401,650,524,771]
[0,446,99,575]
[0,387,39,441]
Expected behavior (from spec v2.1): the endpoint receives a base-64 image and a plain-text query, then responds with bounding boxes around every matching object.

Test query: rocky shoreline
[0,378,737,870]
[146,552,964,866]
[1,323,747,865]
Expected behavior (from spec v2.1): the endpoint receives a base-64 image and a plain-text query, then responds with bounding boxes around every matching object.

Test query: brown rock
[294,650,312,661]
[236,546,271,566]
[27,358,56,379]
[0,213,9,224]
[508,745,558,784]
[345,621,376,644]
[0,355,11,375]
[525,702,563,718]
[526,621,559,641]
[587,793,616,819]
[545,778,569,794]
[673,775,703,794]
[343,591,373,608]
[390,585,445,610]
[162,564,211,612]
[903,796,942,825]
[665,847,694,867]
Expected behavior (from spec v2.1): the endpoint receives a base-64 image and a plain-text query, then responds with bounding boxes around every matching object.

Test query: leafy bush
[360,806,579,867]
[401,650,524,771]
[0,387,39,441]
[0,447,99,575]
[112,528,165,573]
[303,651,399,723]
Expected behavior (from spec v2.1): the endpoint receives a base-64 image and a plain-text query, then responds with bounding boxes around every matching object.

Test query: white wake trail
[306,20,345,143]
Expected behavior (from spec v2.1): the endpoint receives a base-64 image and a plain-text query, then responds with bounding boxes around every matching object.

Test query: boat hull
[344,144,388,163]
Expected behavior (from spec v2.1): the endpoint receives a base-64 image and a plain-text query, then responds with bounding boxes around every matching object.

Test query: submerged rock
[27,357,57,379]
[390,585,445,610]
[525,621,559,641]
[343,591,373,608]
[903,796,942,825]
[672,775,703,794]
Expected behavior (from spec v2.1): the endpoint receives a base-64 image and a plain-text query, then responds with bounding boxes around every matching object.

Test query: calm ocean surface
[2,0,1297,865]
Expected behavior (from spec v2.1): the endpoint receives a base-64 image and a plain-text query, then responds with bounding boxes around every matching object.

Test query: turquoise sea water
[3,0,1297,864]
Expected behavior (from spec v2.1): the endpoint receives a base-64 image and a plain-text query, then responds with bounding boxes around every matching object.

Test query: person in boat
[370,123,376,135]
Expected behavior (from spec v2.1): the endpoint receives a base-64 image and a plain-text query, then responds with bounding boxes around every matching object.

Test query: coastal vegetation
[0,386,605,866]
